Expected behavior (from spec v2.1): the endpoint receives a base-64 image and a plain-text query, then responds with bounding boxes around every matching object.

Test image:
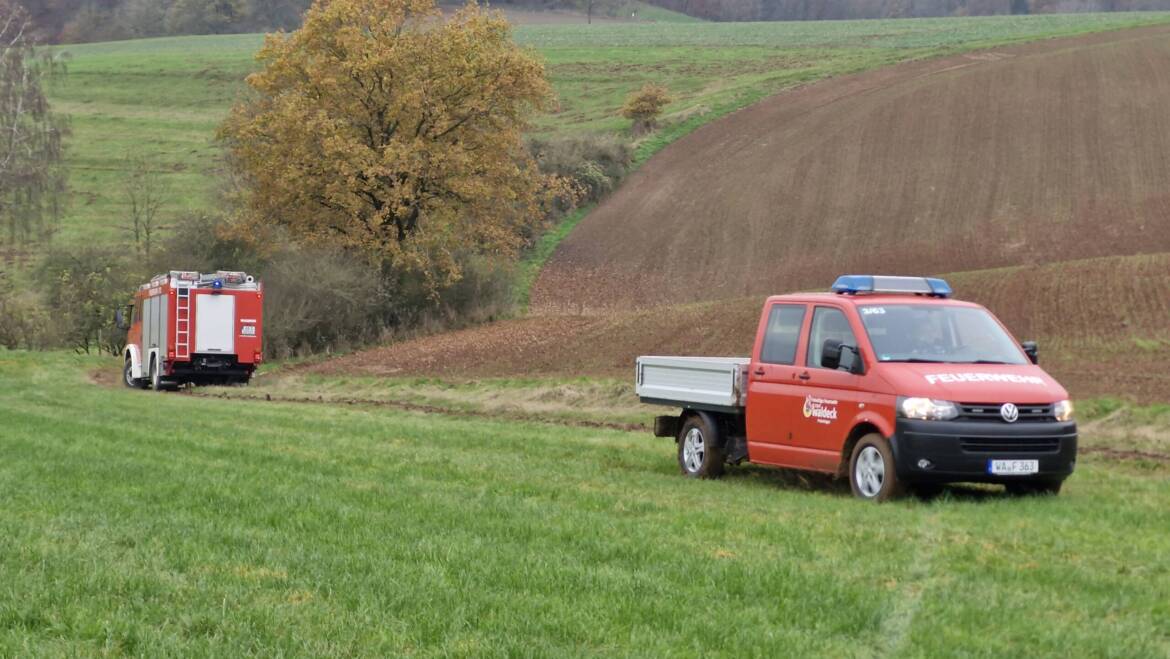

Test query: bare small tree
[0,0,68,258]
[122,151,170,256]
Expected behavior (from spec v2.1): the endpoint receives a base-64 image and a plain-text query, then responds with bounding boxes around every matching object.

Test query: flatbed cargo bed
[635,356,749,412]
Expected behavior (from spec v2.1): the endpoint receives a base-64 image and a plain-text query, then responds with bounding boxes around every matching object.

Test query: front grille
[960,403,1053,423]
[959,435,1062,454]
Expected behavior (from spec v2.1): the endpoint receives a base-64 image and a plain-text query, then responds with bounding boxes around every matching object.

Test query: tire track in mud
[179,389,650,433]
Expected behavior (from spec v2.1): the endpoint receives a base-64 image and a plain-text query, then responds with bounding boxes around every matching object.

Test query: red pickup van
[635,276,1077,501]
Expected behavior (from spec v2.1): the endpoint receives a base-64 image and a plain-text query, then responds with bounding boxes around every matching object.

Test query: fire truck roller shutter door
[142,295,157,356]
[195,293,235,354]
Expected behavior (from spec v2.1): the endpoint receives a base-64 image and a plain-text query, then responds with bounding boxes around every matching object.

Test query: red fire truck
[118,271,264,390]
[636,276,1077,501]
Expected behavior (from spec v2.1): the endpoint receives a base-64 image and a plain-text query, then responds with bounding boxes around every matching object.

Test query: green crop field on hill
[1,350,1168,655]
[44,12,1170,248]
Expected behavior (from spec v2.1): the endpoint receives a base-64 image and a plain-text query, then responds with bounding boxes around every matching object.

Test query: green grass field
[2,350,1168,655]
[43,12,1170,248]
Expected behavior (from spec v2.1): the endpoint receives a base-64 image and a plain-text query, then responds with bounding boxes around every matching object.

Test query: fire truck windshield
[858,304,1028,365]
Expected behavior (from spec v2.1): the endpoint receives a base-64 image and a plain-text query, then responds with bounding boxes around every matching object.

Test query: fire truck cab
[119,270,263,390]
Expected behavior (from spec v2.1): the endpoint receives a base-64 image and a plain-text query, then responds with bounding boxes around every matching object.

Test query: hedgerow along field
[45,12,1170,248]
[2,350,1169,655]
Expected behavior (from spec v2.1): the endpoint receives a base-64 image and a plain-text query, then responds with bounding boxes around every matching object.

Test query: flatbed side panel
[636,356,749,409]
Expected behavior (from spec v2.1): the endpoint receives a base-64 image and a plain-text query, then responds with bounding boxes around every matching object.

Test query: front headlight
[1054,399,1074,422]
[898,397,959,421]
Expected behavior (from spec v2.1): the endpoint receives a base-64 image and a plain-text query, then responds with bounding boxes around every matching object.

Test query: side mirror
[821,339,843,370]
[1021,340,1038,365]
[820,339,866,375]
[114,306,131,331]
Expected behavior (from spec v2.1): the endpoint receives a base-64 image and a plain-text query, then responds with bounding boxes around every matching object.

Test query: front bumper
[893,418,1077,484]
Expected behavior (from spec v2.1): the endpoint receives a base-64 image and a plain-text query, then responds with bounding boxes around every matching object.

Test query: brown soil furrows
[530,25,1170,314]
[309,253,1170,402]
[304,297,764,379]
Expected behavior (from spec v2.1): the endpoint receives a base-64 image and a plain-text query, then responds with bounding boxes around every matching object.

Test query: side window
[131,304,141,324]
[807,306,859,370]
[760,304,806,365]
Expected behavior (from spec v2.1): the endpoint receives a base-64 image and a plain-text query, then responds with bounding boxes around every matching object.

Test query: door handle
[753,368,766,376]
[798,371,811,381]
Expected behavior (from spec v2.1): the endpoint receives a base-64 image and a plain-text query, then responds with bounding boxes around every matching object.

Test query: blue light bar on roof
[831,275,952,298]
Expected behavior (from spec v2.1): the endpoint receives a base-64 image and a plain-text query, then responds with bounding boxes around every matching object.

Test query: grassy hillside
[45,12,1170,248]
[2,350,1169,655]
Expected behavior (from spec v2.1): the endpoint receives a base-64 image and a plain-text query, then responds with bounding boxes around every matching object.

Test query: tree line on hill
[649,0,1170,20]
[27,0,1170,43]
[27,0,311,43]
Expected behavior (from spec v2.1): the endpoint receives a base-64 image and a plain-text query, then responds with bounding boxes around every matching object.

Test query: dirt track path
[530,25,1170,313]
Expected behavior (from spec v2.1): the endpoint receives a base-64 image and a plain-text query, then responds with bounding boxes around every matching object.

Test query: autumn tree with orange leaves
[220,0,558,293]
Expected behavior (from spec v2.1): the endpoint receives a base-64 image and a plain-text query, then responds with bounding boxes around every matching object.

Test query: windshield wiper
[961,360,1010,364]
[882,358,949,363]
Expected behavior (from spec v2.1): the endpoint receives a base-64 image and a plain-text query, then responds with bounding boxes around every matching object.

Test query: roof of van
[766,292,981,307]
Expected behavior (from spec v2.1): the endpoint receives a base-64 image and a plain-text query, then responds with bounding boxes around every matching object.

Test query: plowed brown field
[309,253,1170,401]
[531,25,1170,313]
[314,26,1170,402]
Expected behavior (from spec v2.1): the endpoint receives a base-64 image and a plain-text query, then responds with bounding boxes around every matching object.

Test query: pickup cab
[635,275,1077,501]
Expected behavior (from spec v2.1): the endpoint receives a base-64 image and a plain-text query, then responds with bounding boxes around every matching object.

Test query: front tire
[849,433,904,502]
[123,357,147,389]
[677,415,725,479]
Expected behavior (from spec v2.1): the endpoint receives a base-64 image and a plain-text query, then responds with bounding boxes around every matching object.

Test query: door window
[807,307,859,370]
[760,304,806,365]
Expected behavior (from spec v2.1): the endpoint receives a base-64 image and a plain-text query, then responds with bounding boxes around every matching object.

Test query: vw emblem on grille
[1000,403,1019,423]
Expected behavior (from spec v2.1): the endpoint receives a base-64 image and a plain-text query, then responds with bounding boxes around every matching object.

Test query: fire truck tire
[849,433,904,502]
[149,357,162,392]
[1005,479,1063,496]
[123,357,147,389]
[677,413,724,479]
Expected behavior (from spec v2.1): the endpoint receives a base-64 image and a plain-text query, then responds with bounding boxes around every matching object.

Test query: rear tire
[849,433,904,502]
[1005,479,1063,496]
[677,414,725,479]
[149,357,162,392]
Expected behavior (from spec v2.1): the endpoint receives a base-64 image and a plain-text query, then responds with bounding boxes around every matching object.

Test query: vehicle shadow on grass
[723,464,1015,503]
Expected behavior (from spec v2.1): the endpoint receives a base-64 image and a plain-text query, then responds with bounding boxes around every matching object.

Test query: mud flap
[654,415,681,438]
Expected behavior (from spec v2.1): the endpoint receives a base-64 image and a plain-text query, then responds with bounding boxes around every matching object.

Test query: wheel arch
[838,422,885,478]
[124,344,143,379]
[677,409,738,446]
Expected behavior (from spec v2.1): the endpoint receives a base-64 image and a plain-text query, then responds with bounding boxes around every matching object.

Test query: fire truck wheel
[849,433,904,502]
[149,357,162,392]
[677,414,724,479]
[1005,479,1063,496]
[123,357,146,389]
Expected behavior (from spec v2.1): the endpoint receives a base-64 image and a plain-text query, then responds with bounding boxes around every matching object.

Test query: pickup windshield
[858,304,1027,365]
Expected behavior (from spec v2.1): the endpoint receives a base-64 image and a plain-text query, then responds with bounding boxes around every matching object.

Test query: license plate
[988,459,1039,475]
